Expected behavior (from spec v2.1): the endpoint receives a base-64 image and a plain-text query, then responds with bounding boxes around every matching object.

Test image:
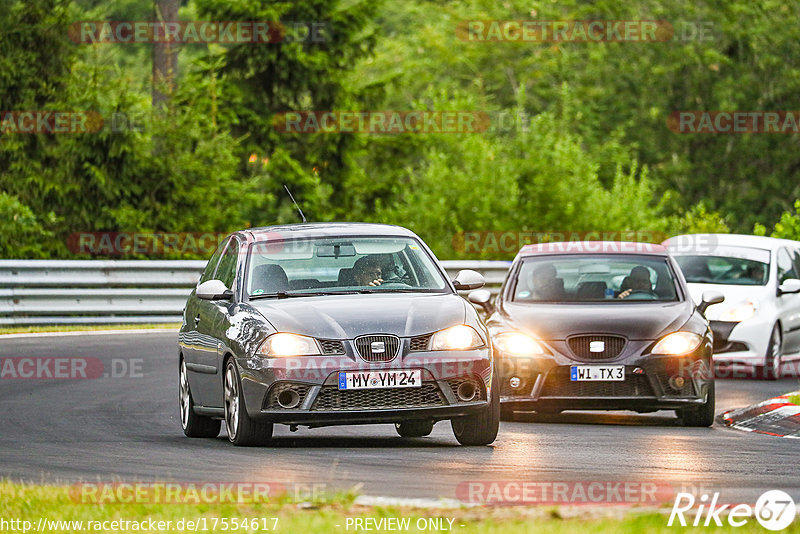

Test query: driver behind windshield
[352,256,384,287]
[618,266,651,299]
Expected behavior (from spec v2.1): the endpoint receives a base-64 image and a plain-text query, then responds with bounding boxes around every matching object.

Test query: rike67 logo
[669,490,796,530]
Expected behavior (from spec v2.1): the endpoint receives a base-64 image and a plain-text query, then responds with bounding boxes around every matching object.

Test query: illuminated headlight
[493,332,545,357]
[430,325,484,351]
[256,333,321,357]
[720,300,757,322]
[651,332,702,356]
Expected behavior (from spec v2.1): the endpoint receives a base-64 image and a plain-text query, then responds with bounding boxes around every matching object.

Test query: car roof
[518,241,669,257]
[663,233,800,253]
[238,222,419,243]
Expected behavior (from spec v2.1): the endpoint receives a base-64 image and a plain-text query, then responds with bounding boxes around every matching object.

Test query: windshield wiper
[249,290,360,300]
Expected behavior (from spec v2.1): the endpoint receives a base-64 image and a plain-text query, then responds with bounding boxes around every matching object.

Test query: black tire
[451,372,500,445]
[224,359,273,446]
[180,359,221,438]
[395,420,434,437]
[757,324,782,380]
[680,380,715,427]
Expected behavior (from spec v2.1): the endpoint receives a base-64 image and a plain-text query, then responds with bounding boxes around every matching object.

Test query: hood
[250,292,466,339]
[498,301,693,341]
[684,283,769,321]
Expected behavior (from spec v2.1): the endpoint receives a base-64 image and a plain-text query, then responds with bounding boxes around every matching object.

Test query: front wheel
[395,420,434,437]
[451,372,500,445]
[180,359,220,438]
[757,324,782,380]
[680,380,715,427]
[224,360,273,446]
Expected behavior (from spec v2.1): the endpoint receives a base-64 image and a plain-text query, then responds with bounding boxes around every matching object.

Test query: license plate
[570,365,625,381]
[338,369,422,390]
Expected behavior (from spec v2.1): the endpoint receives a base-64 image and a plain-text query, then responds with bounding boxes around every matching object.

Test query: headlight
[256,333,321,357]
[430,325,484,351]
[720,300,757,322]
[493,332,545,356]
[651,332,702,355]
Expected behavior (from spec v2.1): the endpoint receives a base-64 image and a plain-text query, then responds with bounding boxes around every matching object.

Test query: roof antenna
[283,184,307,223]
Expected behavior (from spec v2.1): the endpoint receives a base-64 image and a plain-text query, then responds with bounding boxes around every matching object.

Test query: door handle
[194,315,201,326]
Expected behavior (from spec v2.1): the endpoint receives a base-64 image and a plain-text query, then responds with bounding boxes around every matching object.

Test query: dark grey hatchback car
[468,241,724,427]
[178,223,499,446]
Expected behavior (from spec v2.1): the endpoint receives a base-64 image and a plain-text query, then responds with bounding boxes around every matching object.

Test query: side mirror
[778,278,800,296]
[452,269,485,291]
[468,289,494,314]
[196,279,233,301]
[697,290,724,315]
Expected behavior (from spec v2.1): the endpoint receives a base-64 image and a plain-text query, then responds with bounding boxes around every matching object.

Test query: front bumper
[236,347,492,426]
[709,319,770,367]
[496,344,712,412]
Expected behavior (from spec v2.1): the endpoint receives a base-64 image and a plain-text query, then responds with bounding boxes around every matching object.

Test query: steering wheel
[623,289,659,300]
[381,266,413,286]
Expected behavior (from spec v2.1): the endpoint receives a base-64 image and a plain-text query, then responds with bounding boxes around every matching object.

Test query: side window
[792,249,800,279]
[776,248,797,283]
[214,239,240,289]
[199,237,229,284]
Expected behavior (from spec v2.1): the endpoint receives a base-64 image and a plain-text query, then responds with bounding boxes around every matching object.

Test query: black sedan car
[178,223,499,446]
[468,242,723,426]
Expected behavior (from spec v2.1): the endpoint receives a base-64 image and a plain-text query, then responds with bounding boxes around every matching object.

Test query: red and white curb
[722,392,800,438]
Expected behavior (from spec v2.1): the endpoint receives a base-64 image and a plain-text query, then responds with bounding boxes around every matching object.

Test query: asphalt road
[1,331,798,505]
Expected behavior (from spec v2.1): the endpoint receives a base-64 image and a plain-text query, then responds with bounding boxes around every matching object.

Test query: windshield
[511,255,679,303]
[245,236,449,297]
[674,250,769,286]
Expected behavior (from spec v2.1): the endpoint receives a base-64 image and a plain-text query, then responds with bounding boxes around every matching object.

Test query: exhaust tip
[456,381,478,402]
[277,388,301,409]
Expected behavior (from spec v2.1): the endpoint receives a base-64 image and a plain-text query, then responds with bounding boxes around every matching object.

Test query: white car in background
[664,234,800,379]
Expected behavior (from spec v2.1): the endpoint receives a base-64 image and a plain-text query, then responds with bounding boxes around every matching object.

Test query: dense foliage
[2,0,800,259]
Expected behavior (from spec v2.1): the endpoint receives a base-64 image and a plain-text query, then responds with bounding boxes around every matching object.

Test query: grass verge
[0,481,793,533]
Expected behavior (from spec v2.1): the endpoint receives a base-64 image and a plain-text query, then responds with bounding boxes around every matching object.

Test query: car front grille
[409,333,433,351]
[311,383,445,411]
[567,335,626,360]
[540,367,654,397]
[319,339,345,355]
[355,334,400,362]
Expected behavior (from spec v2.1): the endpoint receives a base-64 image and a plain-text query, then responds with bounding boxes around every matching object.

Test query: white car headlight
[651,332,702,356]
[493,332,545,357]
[720,300,758,322]
[257,333,321,357]
[430,325,484,351]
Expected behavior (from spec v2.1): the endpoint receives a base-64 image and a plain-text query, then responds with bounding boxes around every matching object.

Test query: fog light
[509,377,521,388]
[669,376,686,390]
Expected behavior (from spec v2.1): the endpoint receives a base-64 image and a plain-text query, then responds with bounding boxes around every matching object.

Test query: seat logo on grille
[370,341,386,354]
[589,341,605,353]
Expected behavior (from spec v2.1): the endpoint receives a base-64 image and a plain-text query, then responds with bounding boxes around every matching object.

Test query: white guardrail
[0,260,511,325]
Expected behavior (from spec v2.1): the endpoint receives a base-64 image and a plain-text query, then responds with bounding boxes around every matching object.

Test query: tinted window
[674,254,768,286]
[214,238,240,289]
[512,255,678,303]
[776,248,797,283]
[199,237,229,284]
